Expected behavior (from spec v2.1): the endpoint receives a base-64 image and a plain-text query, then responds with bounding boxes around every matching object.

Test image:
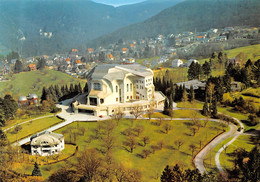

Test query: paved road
[14,102,110,146]
[215,116,244,178]
[194,123,237,174]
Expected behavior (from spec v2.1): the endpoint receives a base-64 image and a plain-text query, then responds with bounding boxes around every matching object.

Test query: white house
[30,131,64,156]
[187,59,199,67]
[172,59,183,67]
[73,64,165,116]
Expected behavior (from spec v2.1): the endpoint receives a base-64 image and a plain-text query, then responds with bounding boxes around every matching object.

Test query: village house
[72,64,165,116]
[176,79,206,90]
[30,131,64,156]
[28,64,36,71]
[172,59,183,67]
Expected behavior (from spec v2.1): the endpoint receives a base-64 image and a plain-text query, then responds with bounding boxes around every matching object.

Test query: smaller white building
[30,131,65,156]
[187,59,199,67]
[172,59,183,67]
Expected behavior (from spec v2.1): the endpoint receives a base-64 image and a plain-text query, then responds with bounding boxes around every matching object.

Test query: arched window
[127,84,129,92]
[116,86,118,93]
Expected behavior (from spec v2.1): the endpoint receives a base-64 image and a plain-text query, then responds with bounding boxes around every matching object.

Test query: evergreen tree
[83,83,88,93]
[189,85,195,103]
[69,84,74,94]
[55,85,62,100]
[202,101,210,116]
[163,99,169,115]
[65,85,69,95]
[41,87,48,103]
[182,86,188,102]
[13,60,23,73]
[161,165,174,182]
[202,61,211,78]
[211,99,218,117]
[3,95,18,120]
[37,58,46,70]
[0,129,8,147]
[188,62,196,80]
[32,162,42,176]
[169,95,173,110]
[0,98,6,126]
[78,83,82,94]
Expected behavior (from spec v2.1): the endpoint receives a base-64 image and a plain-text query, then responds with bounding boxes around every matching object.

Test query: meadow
[0,69,86,98]
[15,118,227,181]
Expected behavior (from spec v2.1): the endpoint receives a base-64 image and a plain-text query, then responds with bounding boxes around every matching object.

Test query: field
[0,69,86,98]
[152,44,260,83]
[5,116,63,143]
[204,135,256,171]
[17,118,228,181]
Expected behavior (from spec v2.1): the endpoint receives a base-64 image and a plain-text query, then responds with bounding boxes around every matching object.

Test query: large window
[94,83,102,90]
[127,84,129,92]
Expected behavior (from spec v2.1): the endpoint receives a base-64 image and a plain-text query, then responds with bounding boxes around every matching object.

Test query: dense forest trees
[0,95,18,126]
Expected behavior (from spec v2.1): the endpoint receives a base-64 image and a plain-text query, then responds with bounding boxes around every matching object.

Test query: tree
[202,61,211,78]
[142,136,150,146]
[133,124,144,136]
[0,129,8,147]
[125,135,137,153]
[182,87,188,102]
[48,168,80,182]
[141,149,151,159]
[174,139,184,150]
[189,85,195,103]
[161,165,174,182]
[3,95,18,120]
[130,105,143,120]
[163,123,172,134]
[248,114,259,126]
[13,60,23,73]
[157,140,165,150]
[76,148,103,181]
[147,104,155,120]
[113,107,125,122]
[103,135,116,153]
[37,58,46,70]
[189,144,197,157]
[32,162,42,176]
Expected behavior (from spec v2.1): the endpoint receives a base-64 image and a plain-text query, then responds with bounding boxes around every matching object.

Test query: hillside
[0,0,182,56]
[91,0,260,47]
[0,70,86,99]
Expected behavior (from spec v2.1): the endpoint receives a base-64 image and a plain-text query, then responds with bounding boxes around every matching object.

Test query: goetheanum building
[72,64,165,116]
[30,131,65,156]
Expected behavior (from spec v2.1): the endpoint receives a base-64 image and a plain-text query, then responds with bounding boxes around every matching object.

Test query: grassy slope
[6,116,63,143]
[0,69,86,98]
[31,119,227,181]
[205,135,255,171]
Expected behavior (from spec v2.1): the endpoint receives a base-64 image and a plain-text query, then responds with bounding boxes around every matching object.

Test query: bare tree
[203,117,209,127]
[157,140,165,150]
[78,127,86,136]
[113,107,125,123]
[150,145,159,154]
[133,125,144,136]
[163,123,172,134]
[125,135,137,153]
[141,149,151,159]
[142,136,150,146]
[190,126,198,136]
[174,139,184,150]
[189,144,197,157]
[146,104,155,120]
[103,135,116,153]
[130,105,143,120]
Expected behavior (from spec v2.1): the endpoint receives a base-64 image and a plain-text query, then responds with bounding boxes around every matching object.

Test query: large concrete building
[73,64,165,116]
[30,131,64,156]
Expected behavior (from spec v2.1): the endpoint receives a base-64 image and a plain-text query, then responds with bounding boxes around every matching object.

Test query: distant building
[30,131,64,156]
[18,94,39,107]
[28,64,37,71]
[231,81,242,92]
[172,59,183,67]
[176,79,206,90]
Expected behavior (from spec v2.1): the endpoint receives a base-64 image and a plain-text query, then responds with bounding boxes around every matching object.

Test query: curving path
[215,116,244,178]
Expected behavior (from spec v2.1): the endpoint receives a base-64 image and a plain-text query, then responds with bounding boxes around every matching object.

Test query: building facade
[30,131,65,156]
[73,64,165,116]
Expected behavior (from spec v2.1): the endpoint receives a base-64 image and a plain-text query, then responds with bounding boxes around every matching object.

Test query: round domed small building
[18,96,28,106]
[28,93,38,104]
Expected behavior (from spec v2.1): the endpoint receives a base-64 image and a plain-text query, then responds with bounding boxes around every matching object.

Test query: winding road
[6,99,244,177]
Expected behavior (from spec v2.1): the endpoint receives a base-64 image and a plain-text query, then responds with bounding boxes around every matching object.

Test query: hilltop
[91,0,260,47]
[0,69,85,99]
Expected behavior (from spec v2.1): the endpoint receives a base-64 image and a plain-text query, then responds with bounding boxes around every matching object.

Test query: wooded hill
[91,0,260,47]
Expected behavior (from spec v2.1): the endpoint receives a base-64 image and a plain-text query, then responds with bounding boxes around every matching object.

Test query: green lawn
[6,116,63,143]
[33,119,227,181]
[2,113,54,130]
[0,69,86,98]
[176,101,204,109]
[205,135,256,171]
